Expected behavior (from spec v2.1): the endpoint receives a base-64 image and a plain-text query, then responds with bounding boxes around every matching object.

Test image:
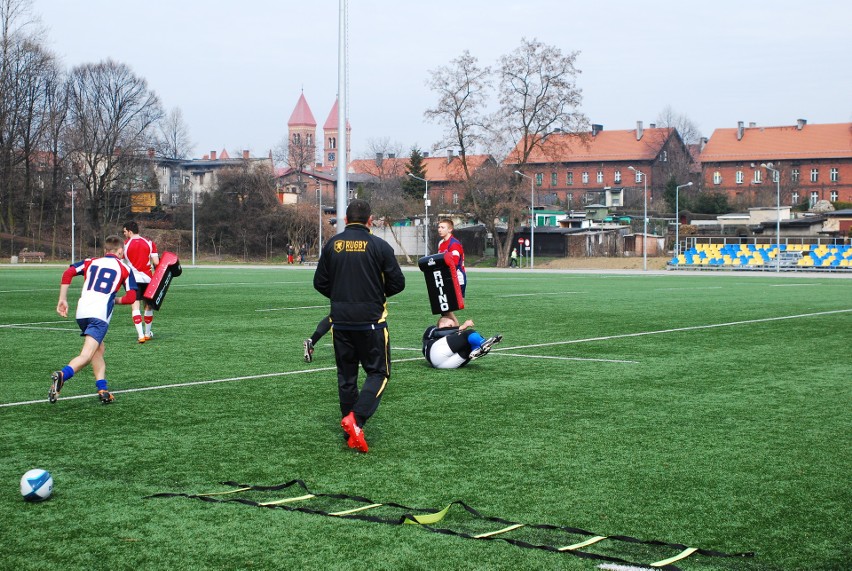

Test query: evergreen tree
[402,148,428,200]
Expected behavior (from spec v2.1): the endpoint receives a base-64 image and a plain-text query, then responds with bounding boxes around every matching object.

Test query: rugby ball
[21,469,53,501]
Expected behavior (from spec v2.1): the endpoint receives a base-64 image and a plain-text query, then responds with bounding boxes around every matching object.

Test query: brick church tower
[322,97,351,171]
[287,92,317,171]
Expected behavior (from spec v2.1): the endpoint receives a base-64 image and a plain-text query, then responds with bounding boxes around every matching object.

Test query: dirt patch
[537,256,670,271]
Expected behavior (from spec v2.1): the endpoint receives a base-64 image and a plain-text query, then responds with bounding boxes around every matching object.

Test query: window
[713,171,722,185]
[535,173,543,186]
[551,172,558,186]
[614,170,621,183]
[634,171,642,183]
[753,169,762,183]
[792,191,799,204]
[810,191,819,206]
[736,170,744,184]
[772,170,779,183]
[329,137,336,149]
[582,171,589,184]
[293,133,301,145]
[660,150,668,162]
[831,190,838,202]
[792,168,800,182]
[830,168,839,182]
[596,170,603,184]
[566,172,574,185]
[306,134,313,146]
[453,193,459,205]
[810,168,819,182]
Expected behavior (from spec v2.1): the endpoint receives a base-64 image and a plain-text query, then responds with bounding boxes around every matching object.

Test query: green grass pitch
[1,265,849,570]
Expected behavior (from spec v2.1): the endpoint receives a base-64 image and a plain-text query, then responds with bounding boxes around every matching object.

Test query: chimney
[636,121,644,141]
[210,150,217,160]
[796,118,807,130]
[649,123,656,129]
[447,149,454,164]
[749,122,757,128]
[736,122,744,141]
[375,152,383,166]
[388,153,395,159]
[242,150,250,160]
[591,124,603,136]
[700,137,708,152]
[422,151,430,158]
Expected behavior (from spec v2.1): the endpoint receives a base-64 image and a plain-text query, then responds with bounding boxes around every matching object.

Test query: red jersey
[124,235,157,283]
[438,235,465,271]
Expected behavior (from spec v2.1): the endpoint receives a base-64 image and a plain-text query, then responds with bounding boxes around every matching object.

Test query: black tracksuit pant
[332,326,390,427]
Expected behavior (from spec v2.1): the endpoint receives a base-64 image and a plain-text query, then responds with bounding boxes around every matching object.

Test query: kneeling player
[422,315,502,369]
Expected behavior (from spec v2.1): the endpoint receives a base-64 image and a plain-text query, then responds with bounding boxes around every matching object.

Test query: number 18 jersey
[70,254,136,323]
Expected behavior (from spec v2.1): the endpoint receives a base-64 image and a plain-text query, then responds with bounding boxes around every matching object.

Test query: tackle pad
[418,253,464,315]
[143,251,182,310]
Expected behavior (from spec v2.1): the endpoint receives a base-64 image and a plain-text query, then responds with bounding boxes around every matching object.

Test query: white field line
[493,309,852,353]
[0,320,71,329]
[494,352,638,364]
[256,301,397,312]
[3,309,848,409]
[501,291,585,297]
[654,286,723,291]
[769,283,823,287]
[0,281,306,295]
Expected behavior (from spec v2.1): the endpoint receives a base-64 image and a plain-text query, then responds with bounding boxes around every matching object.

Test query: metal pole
[761,163,781,273]
[335,0,348,234]
[68,178,75,262]
[514,170,534,269]
[675,182,692,258]
[628,166,647,270]
[309,175,323,258]
[191,180,196,266]
[408,173,429,256]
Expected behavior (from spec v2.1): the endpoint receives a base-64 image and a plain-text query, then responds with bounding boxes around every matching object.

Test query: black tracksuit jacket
[313,223,406,329]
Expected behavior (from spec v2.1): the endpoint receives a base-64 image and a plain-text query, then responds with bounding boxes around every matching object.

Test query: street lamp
[66,177,75,261]
[628,166,648,271]
[188,177,196,266]
[675,181,693,258]
[408,173,429,256]
[308,175,323,258]
[513,170,535,269]
[760,163,782,273]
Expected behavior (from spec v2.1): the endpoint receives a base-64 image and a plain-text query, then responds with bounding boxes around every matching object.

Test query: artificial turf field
[1,264,849,571]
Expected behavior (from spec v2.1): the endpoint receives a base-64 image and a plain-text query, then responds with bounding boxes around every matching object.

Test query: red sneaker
[340,412,368,453]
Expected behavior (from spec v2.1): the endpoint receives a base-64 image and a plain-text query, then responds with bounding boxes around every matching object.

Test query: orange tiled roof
[513,128,674,164]
[700,123,852,162]
[349,154,492,182]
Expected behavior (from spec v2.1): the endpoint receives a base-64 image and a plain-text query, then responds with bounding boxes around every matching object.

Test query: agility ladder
[146,479,754,570]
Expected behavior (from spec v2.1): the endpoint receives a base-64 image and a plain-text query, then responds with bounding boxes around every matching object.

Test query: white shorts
[427,337,468,369]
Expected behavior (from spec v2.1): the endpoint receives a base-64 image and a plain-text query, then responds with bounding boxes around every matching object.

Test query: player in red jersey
[122,221,160,343]
[49,235,137,404]
[437,218,467,323]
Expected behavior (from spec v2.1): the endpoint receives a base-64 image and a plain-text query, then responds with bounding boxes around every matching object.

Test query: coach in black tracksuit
[313,199,405,451]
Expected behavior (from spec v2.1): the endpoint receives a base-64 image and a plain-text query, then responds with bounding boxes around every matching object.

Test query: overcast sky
[32,0,852,161]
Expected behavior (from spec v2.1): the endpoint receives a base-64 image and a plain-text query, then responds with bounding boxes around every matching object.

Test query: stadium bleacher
[669,242,852,270]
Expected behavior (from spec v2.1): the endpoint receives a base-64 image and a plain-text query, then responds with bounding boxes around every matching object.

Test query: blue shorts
[76,318,109,344]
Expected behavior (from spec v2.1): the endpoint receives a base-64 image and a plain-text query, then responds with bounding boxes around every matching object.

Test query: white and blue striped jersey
[68,254,136,323]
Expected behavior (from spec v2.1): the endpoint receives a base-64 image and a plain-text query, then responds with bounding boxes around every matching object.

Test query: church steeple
[322,97,350,170]
[287,92,317,170]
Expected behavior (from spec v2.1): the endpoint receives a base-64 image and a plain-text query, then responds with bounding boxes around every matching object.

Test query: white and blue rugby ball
[21,469,53,502]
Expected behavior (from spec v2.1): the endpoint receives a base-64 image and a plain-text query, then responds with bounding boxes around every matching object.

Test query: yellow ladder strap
[403,504,453,525]
[329,503,383,516]
[558,535,608,551]
[651,547,699,567]
[258,494,316,506]
[473,523,525,538]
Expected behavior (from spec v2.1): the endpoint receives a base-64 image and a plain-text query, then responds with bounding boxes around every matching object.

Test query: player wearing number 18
[49,235,138,405]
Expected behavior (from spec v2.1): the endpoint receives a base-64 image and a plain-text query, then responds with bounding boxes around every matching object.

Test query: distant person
[122,221,160,343]
[303,316,331,363]
[287,244,295,264]
[313,199,406,453]
[422,314,502,369]
[49,235,137,404]
[510,248,518,268]
[299,243,307,264]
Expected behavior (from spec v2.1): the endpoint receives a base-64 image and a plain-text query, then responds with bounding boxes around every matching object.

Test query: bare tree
[424,50,491,179]
[156,107,193,159]
[65,59,163,241]
[499,38,588,167]
[655,105,702,145]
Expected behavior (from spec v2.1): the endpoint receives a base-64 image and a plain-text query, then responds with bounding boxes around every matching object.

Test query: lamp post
[760,163,781,273]
[628,166,648,271]
[408,173,429,256]
[513,170,535,269]
[308,175,323,258]
[675,181,693,258]
[189,177,196,266]
[66,177,75,261]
